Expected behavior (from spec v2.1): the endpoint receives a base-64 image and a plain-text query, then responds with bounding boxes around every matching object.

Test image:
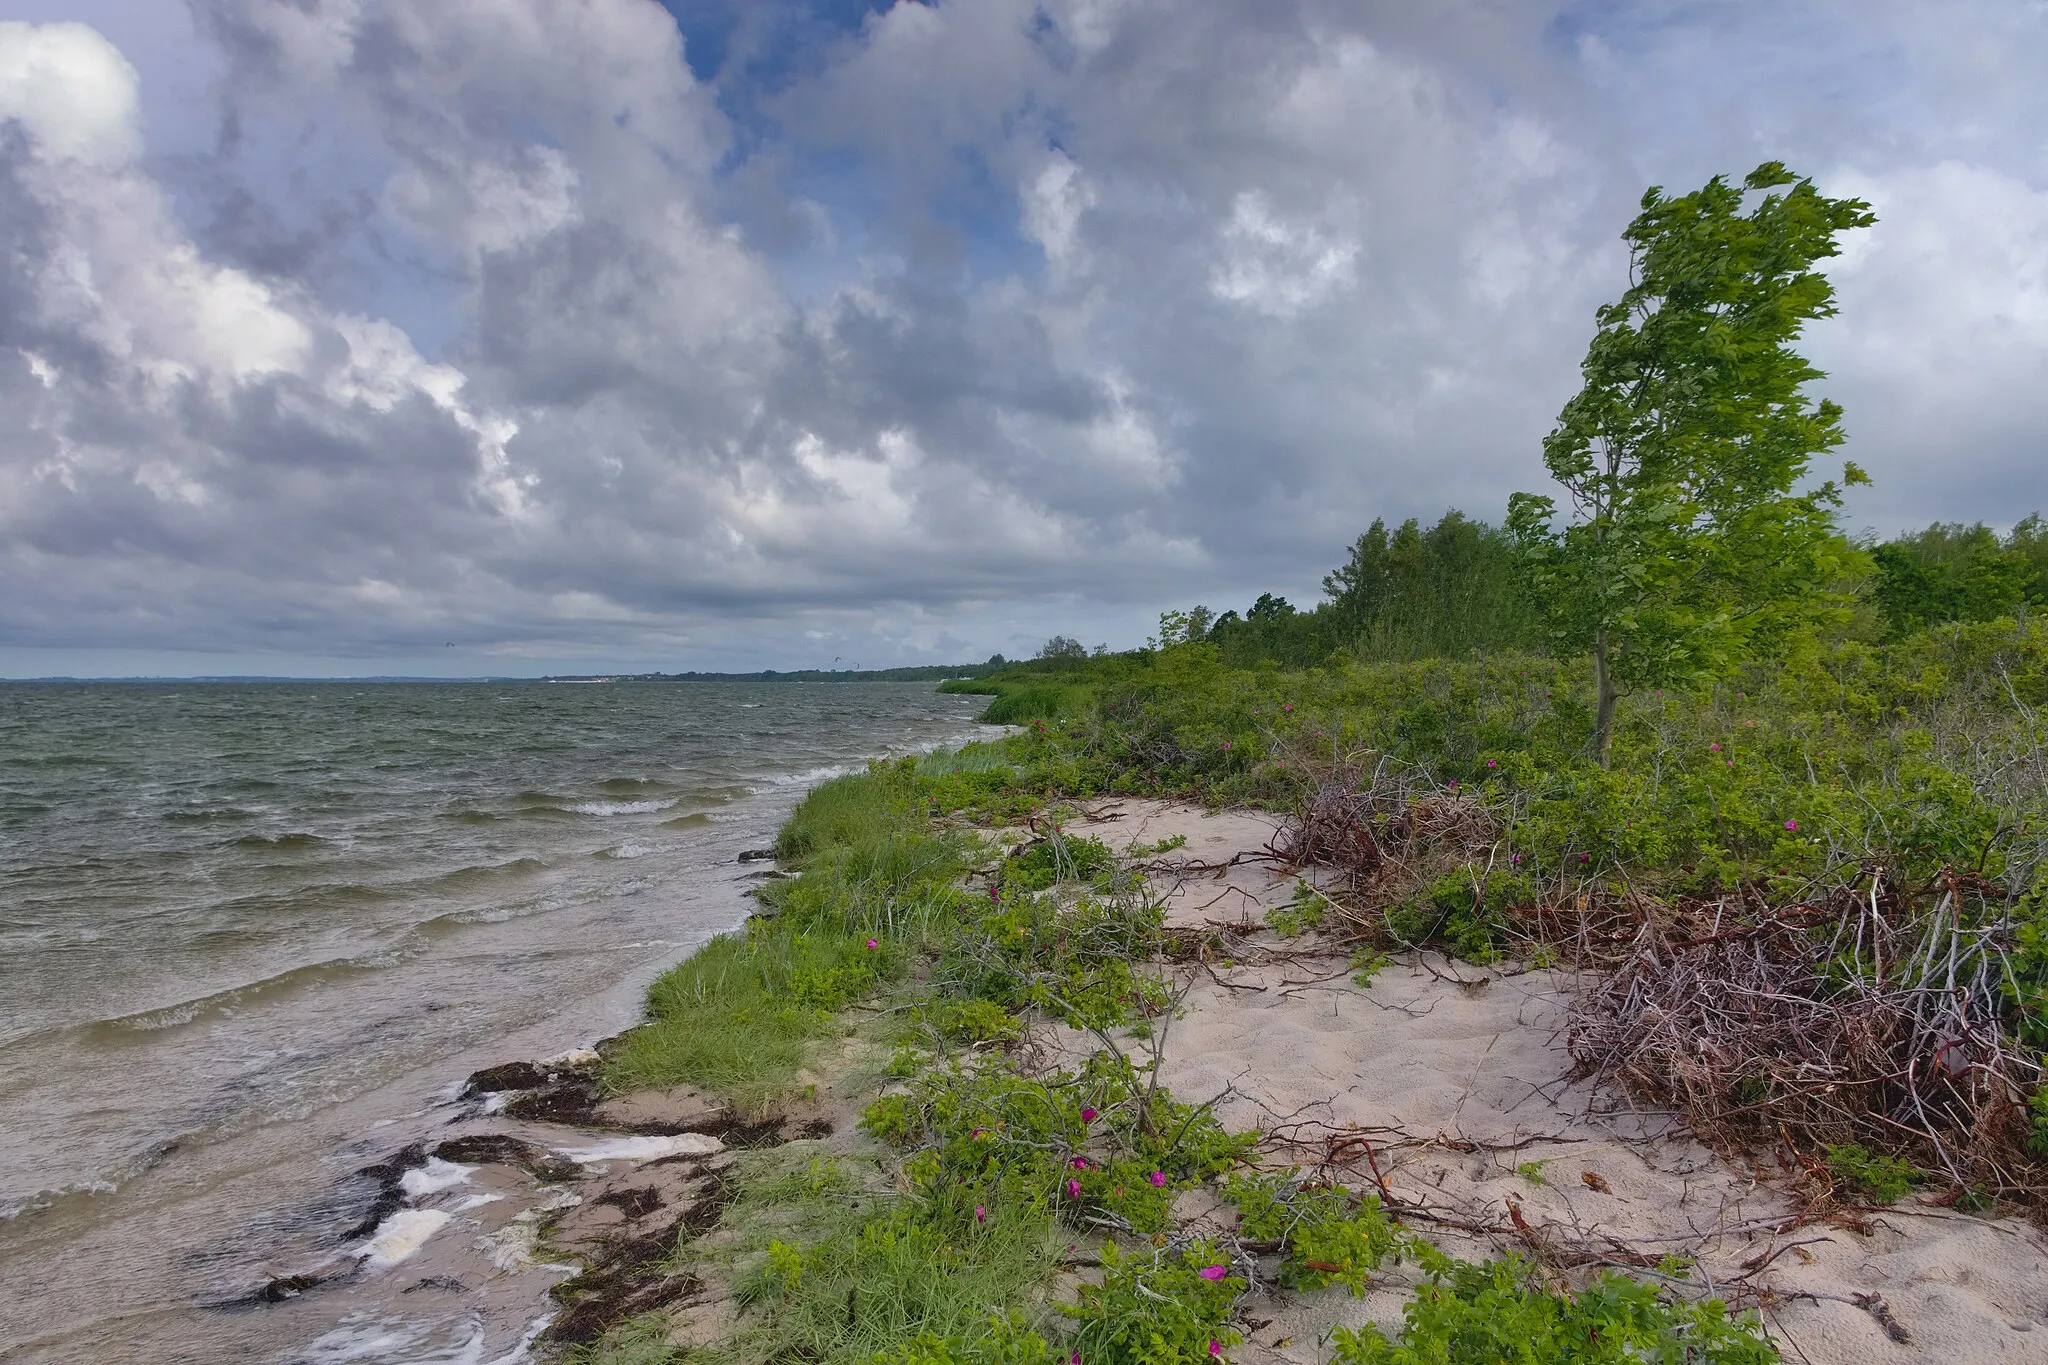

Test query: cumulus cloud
[0,0,2043,670]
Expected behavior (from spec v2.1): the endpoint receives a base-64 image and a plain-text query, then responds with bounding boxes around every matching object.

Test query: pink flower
[1784,819,1799,832]
[1208,1341,1221,1358]
[1709,743,1722,752]
[1579,852,1590,863]
[1066,1179,1081,1199]
[1222,740,1232,751]
[971,1128,985,1139]
[1486,758,1498,769]
[1071,1354,1082,1365]
[1283,703,1293,712]
[1148,1170,1167,1187]
[1070,1156,1091,1170]
[866,938,878,949]
[1198,1265,1227,1281]
[1080,1107,1098,1122]
[975,1205,986,1224]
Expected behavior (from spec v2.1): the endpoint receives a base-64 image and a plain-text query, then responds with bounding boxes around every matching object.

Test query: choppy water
[0,680,989,1363]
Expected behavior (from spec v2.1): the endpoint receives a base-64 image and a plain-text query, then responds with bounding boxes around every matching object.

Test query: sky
[0,1,2043,678]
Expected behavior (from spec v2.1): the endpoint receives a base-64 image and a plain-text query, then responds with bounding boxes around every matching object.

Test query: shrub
[1331,1248,1778,1365]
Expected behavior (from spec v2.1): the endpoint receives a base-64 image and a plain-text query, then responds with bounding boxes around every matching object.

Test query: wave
[163,807,259,824]
[231,832,331,851]
[0,1177,120,1222]
[84,955,385,1040]
[561,798,678,816]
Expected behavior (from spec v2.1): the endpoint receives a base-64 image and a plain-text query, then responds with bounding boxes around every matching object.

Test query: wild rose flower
[1709,743,1721,752]
[1071,1156,1091,1170]
[975,1205,986,1224]
[866,938,878,949]
[1198,1265,1227,1281]
[1066,1179,1081,1198]
[1080,1107,1098,1122]
[1208,1342,1222,1357]
[1784,819,1799,831]
[1071,1354,1081,1365]
[1148,1170,1167,1187]
[1579,852,1590,863]
[1222,740,1232,751]
[1486,758,1498,769]
[1283,703,1293,712]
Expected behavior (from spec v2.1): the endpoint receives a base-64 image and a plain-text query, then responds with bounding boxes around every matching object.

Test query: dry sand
[1060,799,2048,1364]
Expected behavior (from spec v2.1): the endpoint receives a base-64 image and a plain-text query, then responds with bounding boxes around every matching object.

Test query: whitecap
[562,798,678,816]
[399,1157,474,1201]
[357,1207,452,1267]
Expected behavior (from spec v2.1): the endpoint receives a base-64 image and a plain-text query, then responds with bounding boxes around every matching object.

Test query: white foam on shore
[399,1157,474,1201]
[556,1133,722,1166]
[357,1208,452,1268]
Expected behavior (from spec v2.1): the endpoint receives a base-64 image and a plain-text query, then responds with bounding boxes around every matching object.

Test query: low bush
[1331,1248,1778,1365]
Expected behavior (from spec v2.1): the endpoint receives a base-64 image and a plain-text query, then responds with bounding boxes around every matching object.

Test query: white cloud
[1210,191,1359,316]
[0,20,141,167]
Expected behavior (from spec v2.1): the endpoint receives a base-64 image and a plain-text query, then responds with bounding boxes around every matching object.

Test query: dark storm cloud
[0,0,2043,670]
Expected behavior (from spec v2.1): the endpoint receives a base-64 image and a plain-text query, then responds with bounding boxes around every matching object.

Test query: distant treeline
[1132,509,2048,671]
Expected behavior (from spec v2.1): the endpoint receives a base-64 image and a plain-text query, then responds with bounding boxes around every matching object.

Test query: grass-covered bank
[568,742,1783,1365]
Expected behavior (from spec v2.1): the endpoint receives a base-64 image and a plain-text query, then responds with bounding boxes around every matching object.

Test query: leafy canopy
[1508,162,1875,758]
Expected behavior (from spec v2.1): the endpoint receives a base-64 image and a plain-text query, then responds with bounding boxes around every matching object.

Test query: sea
[0,680,992,1363]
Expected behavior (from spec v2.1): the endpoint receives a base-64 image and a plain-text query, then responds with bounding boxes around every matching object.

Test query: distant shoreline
[0,665,998,684]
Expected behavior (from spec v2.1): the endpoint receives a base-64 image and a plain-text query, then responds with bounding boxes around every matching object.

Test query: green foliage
[605,924,897,1109]
[1322,511,1534,661]
[1509,162,1876,761]
[916,996,1026,1046]
[1330,1248,1778,1365]
[1871,516,2048,637]
[1824,1144,1922,1205]
[559,1312,687,1365]
[1002,833,1118,892]
[862,1050,1255,1254]
[1226,1172,1398,1295]
[1384,870,1533,963]
[1063,1239,1243,1365]
[739,1198,1062,1365]
[875,1314,1061,1365]
[939,880,1168,1031]
[1266,880,1328,938]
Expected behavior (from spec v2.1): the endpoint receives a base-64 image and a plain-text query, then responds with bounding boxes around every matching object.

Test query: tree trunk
[1593,631,1620,768]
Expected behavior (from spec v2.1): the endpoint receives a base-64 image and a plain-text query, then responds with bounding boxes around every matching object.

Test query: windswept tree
[1508,162,1875,764]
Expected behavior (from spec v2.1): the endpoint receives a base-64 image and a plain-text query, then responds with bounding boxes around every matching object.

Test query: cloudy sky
[0,1,2042,676]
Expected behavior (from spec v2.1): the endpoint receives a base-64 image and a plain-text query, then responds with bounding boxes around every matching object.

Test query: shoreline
[292,774,2048,1365]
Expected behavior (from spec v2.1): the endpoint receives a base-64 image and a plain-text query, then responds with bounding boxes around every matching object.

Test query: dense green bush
[1332,1248,1777,1365]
